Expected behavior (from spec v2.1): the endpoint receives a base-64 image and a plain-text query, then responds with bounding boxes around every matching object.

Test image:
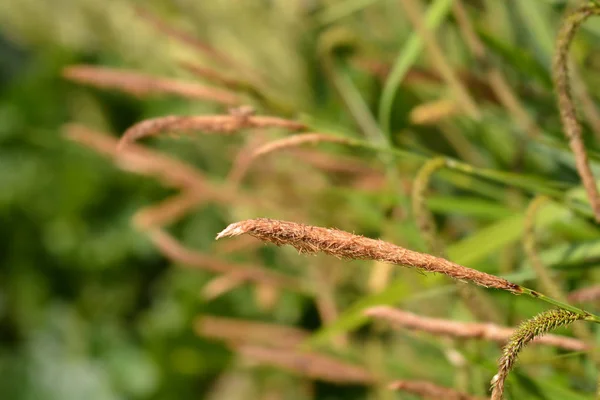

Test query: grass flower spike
[217,218,522,292]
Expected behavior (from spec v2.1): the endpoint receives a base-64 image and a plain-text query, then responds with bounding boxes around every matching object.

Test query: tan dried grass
[119,114,306,149]
[63,65,240,105]
[553,4,600,222]
[365,306,587,352]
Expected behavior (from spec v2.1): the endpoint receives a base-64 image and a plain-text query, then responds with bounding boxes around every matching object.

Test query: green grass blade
[378,0,454,135]
[447,202,562,266]
[426,195,514,219]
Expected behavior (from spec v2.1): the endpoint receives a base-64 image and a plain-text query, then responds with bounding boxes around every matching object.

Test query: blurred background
[1,0,600,399]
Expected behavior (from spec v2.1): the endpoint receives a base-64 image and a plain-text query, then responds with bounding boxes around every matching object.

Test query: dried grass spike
[216,218,522,293]
[389,379,487,400]
[552,4,600,222]
[252,133,351,159]
[63,65,240,105]
[491,309,584,399]
[119,115,306,149]
[365,306,587,351]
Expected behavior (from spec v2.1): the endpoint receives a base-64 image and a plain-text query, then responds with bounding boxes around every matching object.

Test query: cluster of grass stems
[64,2,600,399]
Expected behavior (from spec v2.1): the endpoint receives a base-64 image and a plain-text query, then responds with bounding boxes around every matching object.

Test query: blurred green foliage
[1,0,600,399]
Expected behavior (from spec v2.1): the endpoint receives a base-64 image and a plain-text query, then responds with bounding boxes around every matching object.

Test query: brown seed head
[216,218,522,293]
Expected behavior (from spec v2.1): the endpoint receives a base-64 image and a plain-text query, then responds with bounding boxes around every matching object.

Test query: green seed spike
[491,309,584,399]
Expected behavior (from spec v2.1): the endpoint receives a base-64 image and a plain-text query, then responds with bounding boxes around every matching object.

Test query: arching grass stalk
[412,157,447,255]
[553,3,600,222]
[491,309,585,400]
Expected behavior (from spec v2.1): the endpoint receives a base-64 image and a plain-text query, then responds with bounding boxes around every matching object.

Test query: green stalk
[519,286,600,323]
[334,136,565,198]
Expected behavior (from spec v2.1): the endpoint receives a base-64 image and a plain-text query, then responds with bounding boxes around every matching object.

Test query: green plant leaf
[378,0,454,135]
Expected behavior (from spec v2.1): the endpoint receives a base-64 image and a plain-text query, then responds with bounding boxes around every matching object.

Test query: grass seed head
[216,218,522,293]
[491,309,584,399]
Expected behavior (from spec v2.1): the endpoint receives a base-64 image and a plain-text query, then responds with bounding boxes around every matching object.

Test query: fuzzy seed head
[217,218,522,293]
